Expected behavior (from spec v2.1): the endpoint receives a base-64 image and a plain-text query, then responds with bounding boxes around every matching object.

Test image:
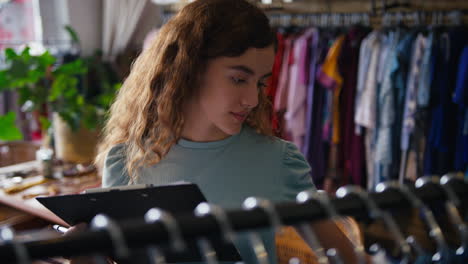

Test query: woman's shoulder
[240,126,300,157]
[241,126,316,201]
[240,126,310,170]
[102,144,130,187]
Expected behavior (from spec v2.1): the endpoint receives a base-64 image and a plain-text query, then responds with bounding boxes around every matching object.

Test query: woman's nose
[241,84,259,109]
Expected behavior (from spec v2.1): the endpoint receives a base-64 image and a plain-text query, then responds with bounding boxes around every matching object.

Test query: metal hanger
[415,176,466,261]
[196,237,218,264]
[333,187,368,264]
[296,190,331,264]
[194,202,236,264]
[144,208,187,264]
[438,175,467,257]
[195,202,236,243]
[297,190,344,264]
[90,214,130,264]
[243,197,283,264]
[376,181,450,263]
[0,226,30,264]
[337,185,412,264]
[243,197,283,234]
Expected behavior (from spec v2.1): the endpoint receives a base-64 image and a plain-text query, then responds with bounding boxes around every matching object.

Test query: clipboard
[36,183,243,262]
[36,182,207,226]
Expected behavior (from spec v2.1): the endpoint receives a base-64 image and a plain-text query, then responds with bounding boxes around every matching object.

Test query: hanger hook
[243,197,283,264]
[145,208,186,252]
[437,175,468,256]
[338,185,412,263]
[90,214,130,262]
[297,190,345,263]
[376,181,450,263]
[334,187,376,264]
[195,202,236,243]
[195,202,242,264]
[242,197,283,233]
[0,226,30,264]
[295,191,331,264]
[197,237,219,264]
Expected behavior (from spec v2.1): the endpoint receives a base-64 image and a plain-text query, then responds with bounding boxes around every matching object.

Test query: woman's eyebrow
[261,72,272,78]
[228,65,272,78]
[228,65,255,75]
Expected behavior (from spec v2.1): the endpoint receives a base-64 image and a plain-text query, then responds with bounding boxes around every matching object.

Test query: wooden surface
[0,160,101,229]
[0,141,40,167]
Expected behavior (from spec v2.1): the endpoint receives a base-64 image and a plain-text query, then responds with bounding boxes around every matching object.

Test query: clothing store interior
[0,0,467,263]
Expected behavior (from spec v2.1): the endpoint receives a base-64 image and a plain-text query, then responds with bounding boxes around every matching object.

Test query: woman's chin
[220,123,242,136]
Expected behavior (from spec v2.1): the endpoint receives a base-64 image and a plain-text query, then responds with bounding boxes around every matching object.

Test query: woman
[95,0,364,263]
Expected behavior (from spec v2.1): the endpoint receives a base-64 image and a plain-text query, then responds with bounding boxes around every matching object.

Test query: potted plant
[0,27,121,163]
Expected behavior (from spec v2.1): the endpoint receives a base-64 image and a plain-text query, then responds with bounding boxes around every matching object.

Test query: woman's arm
[297,219,372,264]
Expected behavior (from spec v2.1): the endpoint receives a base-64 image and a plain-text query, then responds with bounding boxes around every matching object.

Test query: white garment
[355,32,381,130]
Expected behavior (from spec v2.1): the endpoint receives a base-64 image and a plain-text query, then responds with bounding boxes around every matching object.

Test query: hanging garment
[374,30,400,186]
[400,33,428,182]
[285,29,316,150]
[317,35,345,144]
[302,28,319,156]
[267,33,285,136]
[307,31,334,188]
[355,30,381,188]
[453,46,468,171]
[317,35,346,189]
[425,28,468,175]
[338,27,368,186]
[274,36,295,140]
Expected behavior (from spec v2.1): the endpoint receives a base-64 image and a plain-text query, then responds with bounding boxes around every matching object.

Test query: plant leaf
[64,25,81,45]
[53,59,87,75]
[5,48,18,60]
[37,51,56,67]
[39,116,51,132]
[0,112,23,141]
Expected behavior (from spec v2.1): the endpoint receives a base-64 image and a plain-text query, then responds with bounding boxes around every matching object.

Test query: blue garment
[424,28,468,175]
[389,31,417,180]
[303,29,319,161]
[374,30,401,182]
[401,34,427,151]
[453,46,468,171]
[418,33,434,107]
[103,125,316,264]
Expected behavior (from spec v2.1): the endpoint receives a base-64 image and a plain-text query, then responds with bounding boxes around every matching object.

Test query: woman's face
[184,45,275,141]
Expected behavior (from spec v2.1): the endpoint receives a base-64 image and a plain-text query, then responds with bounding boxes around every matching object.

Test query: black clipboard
[36,183,242,262]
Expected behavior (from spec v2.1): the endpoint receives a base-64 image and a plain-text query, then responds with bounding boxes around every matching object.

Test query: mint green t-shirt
[102,125,316,264]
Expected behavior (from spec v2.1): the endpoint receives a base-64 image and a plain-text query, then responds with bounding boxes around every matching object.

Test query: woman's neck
[181,101,230,142]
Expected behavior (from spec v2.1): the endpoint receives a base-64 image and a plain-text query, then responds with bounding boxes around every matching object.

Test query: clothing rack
[0,177,466,262]
[267,10,467,28]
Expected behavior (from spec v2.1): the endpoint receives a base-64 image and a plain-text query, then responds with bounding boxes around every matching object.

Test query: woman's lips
[231,112,248,122]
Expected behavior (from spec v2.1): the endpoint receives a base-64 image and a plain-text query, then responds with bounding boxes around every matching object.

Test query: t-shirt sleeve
[280,141,317,202]
[102,144,130,187]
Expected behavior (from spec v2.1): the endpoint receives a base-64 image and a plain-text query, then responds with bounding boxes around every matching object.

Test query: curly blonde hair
[95,0,276,183]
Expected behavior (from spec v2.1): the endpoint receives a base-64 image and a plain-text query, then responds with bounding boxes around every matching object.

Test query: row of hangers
[268,10,465,28]
[0,174,466,264]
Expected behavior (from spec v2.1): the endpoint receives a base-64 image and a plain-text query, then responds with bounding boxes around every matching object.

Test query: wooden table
[0,160,101,230]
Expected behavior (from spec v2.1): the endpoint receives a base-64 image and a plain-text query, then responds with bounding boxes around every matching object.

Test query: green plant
[0,38,121,141]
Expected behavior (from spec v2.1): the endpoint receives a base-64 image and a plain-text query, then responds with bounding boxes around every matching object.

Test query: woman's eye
[231,77,246,84]
[258,82,268,89]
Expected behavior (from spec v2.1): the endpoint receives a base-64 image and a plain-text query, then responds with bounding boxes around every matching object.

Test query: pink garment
[284,30,315,149]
